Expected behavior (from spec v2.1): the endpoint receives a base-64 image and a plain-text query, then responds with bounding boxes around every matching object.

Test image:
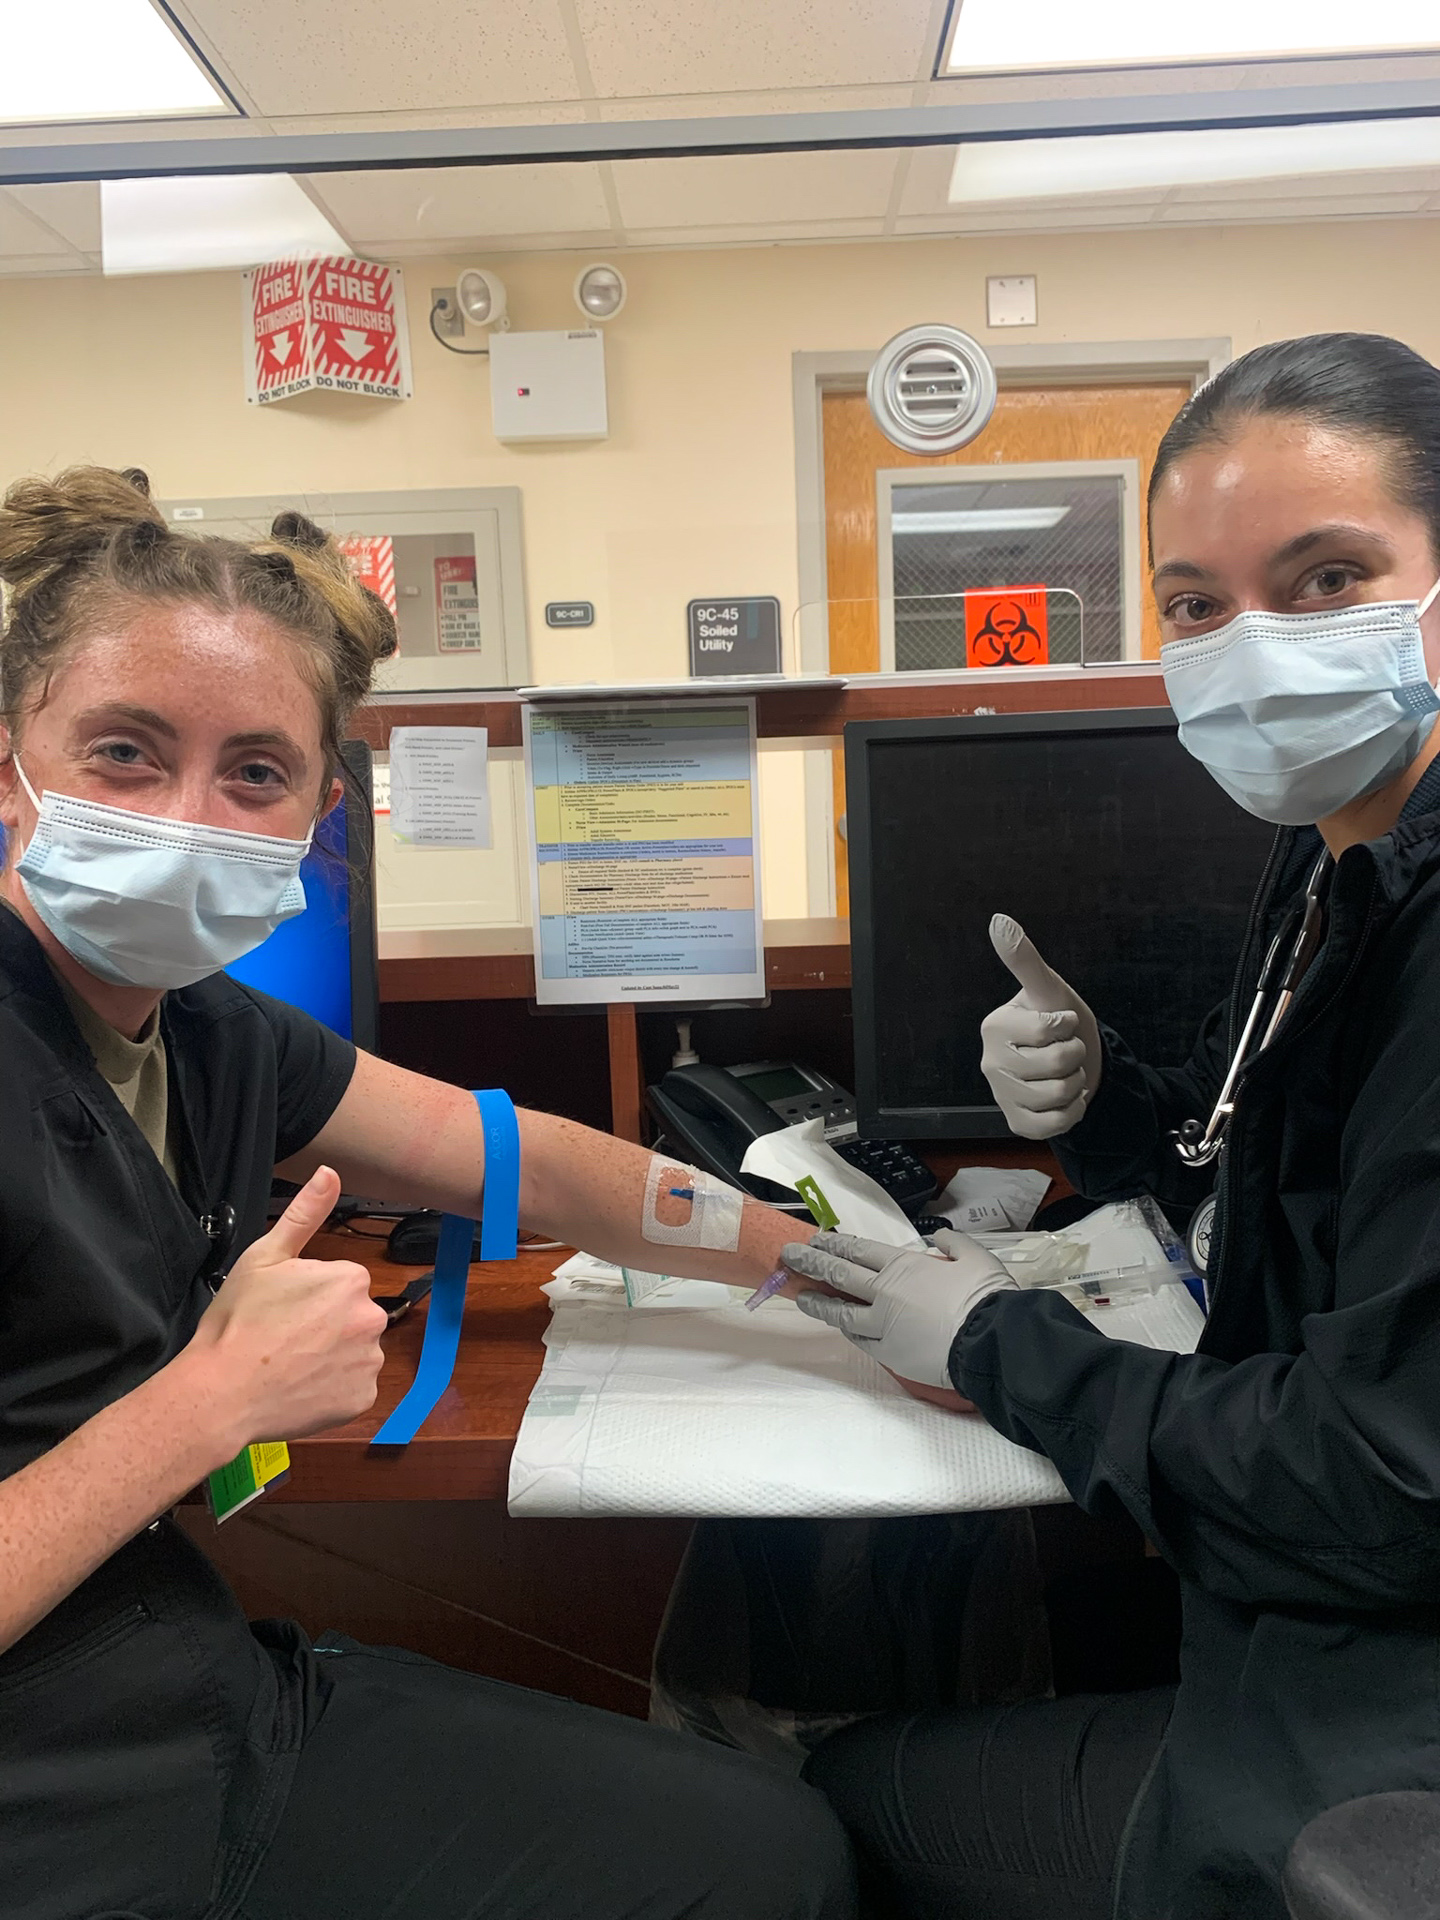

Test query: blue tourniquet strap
[371,1089,520,1445]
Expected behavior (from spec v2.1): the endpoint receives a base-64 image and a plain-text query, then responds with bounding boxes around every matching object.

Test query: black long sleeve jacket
[951,775,1440,1917]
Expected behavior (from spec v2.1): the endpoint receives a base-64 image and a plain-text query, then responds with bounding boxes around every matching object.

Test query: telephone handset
[645,1059,936,1217]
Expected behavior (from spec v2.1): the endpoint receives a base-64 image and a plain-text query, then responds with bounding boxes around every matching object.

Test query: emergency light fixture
[573,264,628,322]
[456,268,509,331]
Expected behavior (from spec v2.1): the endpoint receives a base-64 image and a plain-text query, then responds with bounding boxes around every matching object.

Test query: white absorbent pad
[508,1282,1204,1520]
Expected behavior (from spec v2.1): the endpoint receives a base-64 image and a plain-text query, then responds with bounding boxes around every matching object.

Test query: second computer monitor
[846,708,1276,1139]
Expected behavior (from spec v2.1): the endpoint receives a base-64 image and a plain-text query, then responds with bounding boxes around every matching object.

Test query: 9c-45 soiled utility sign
[687,597,782,677]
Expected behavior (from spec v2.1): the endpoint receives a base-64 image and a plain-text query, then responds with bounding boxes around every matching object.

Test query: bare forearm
[517,1111,813,1285]
[295,1055,814,1288]
[0,1350,230,1656]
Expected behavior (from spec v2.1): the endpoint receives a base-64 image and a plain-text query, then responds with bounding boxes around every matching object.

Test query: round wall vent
[866,324,998,456]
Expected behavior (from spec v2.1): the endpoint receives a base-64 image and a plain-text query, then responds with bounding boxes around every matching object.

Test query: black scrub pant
[236,1635,858,1920]
[803,1686,1174,1920]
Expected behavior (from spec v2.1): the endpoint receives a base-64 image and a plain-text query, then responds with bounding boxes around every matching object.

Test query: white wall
[4,217,1437,928]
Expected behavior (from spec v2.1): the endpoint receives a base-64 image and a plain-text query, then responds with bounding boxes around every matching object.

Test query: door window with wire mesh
[879,462,1137,669]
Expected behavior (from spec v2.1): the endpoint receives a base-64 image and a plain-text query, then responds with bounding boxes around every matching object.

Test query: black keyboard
[831,1135,936,1215]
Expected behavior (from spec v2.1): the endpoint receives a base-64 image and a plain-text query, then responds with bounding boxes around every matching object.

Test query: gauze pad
[642,1158,745,1251]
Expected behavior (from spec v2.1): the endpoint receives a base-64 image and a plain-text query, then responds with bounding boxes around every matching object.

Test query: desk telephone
[646,1060,937,1218]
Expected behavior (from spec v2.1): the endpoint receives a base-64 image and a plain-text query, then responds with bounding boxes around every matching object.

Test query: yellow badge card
[206,1441,291,1524]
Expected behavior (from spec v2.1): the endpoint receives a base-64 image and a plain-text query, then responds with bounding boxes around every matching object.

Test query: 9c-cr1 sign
[688,597,782,677]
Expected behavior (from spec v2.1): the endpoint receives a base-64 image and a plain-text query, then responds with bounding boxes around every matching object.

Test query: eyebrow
[222,728,308,762]
[1268,523,1397,568]
[1152,521,1397,588]
[73,702,179,738]
[73,705,307,762]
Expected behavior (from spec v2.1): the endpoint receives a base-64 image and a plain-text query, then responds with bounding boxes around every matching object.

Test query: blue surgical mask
[12,759,310,990]
[1160,581,1440,826]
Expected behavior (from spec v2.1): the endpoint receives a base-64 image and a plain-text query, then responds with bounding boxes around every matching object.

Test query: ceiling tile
[180,0,581,115]
[1155,192,1434,222]
[1163,169,1440,206]
[305,164,612,249]
[896,146,960,217]
[903,157,1169,219]
[613,149,898,230]
[0,191,87,263]
[893,202,1162,234]
[575,0,935,96]
[623,216,889,246]
[592,82,918,118]
[0,256,90,278]
[6,183,103,256]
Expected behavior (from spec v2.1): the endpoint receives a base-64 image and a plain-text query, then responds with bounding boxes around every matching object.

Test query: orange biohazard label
[964,587,1049,668]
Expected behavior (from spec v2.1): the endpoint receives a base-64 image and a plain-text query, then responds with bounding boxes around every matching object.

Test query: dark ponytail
[1149,333,1440,557]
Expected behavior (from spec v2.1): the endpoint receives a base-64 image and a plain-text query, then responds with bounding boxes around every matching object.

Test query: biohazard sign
[964,586,1050,669]
[243,257,413,406]
[336,535,397,615]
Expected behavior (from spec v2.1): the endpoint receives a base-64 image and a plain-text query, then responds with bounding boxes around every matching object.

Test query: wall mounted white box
[986,275,1038,328]
[490,329,608,442]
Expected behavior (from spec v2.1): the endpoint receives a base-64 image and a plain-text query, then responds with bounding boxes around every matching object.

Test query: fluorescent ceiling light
[892,507,1071,534]
[102,175,349,276]
[0,0,227,125]
[950,115,1440,203]
[943,0,1440,73]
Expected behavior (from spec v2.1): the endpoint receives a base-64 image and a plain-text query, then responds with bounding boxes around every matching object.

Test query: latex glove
[979,914,1102,1140]
[783,1228,1017,1389]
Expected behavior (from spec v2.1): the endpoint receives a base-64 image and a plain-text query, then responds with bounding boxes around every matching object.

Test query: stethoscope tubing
[1173,851,1333,1168]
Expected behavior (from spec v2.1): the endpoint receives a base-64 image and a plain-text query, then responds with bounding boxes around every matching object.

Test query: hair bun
[359,585,400,660]
[269,509,329,552]
[0,464,167,604]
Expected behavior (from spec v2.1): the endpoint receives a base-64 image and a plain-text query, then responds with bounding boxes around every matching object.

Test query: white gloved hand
[980,914,1103,1141]
[783,1229,1017,1389]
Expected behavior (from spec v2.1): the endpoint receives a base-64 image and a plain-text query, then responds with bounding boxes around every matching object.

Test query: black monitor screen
[226,740,378,1053]
[847,709,1276,1139]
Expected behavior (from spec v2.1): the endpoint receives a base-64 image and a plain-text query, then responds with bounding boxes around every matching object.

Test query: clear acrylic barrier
[793,586,1133,681]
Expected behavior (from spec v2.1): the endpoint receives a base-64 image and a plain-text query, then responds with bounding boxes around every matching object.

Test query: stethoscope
[1172,850,1334,1171]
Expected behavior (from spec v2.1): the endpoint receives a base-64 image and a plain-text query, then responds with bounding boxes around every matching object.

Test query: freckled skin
[0,605,338,1038]
[0,596,820,1656]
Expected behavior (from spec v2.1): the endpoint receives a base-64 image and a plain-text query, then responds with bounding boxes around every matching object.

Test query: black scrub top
[0,906,357,1920]
[0,904,355,1480]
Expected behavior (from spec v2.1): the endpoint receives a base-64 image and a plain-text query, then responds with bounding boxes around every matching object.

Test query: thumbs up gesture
[979,916,1103,1140]
[186,1167,389,1453]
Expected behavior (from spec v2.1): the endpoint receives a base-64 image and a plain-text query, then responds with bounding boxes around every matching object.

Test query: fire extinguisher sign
[435,555,483,651]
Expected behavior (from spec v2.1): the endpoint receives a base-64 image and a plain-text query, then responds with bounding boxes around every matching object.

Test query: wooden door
[823,382,1191,911]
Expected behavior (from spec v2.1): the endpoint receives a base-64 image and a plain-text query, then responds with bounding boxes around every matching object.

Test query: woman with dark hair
[792,332,1440,1919]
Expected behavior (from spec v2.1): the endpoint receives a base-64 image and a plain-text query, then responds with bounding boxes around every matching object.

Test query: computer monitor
[846,708,1276,1140]
[226,739,379,1053]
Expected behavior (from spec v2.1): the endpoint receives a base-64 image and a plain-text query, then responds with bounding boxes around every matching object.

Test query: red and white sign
[247,261,312,403]
[336,534,397,615]
[435,554,483,652]
[964,586,1050,669]
[243,257,413,406]
[309,259,408,397]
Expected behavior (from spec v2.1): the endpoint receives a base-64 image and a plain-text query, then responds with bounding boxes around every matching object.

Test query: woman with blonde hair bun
[0,466,855,1920]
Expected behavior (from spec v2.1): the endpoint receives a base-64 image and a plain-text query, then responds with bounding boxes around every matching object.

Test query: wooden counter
[276,1231,560,1503]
